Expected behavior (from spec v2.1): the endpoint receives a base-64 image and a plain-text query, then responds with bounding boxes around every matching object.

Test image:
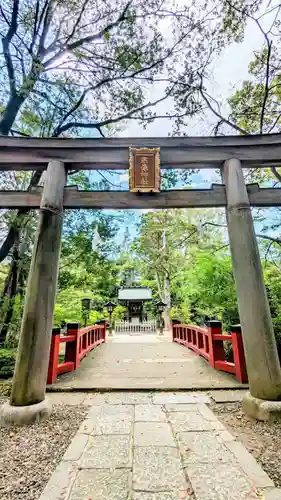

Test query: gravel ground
[211,401,281,488]
[0,402,88,500]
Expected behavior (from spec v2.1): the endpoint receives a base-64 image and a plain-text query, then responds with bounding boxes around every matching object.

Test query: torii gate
[1,133,281,425]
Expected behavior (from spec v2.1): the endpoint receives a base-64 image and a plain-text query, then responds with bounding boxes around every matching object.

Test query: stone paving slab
[152,392,211,405]
[210,389,248,403]
[39,461,78,500]
[134,422,175,447]
[177,431,235,465]
[186,462,259,499]
[77,406,101,434]
[197,403,219,421]
[132,493,189,500]
[216,429,236,443]
[165,403,200,412]
[63,433,89,462]
[39,391,277,500]
[91,404,134,435]
[69,469,130,500]
[80,434,132,468]
[83,393,103,405]
[168,410,224,432]
[133,446,187,492]
[135,404,166,421]
[105,391,153,405]
[225,440,274,488]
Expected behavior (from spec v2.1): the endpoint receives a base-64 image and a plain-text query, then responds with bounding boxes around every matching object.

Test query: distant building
[118,287,152,322]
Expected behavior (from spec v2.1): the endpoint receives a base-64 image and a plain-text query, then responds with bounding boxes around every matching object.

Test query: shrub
[170,305,190,324]
[223,340,234,363]
[0,348,16,379]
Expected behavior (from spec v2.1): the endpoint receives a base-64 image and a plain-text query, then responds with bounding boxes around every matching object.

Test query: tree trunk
[0,82,43,264]
[0,171,43,336]
[0,245,19,345]
[0,93,25,136]
[0,170,43,263]
[163,272,171,331]
[155,270,171,331]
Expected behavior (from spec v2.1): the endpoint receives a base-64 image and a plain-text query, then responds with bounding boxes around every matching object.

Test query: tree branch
[52,87,92,136]
[271,167,281,183]
[198,79,248,135]
[43,0,133,68]
[65,0,91,44]
[264,240,273,267]
[29,0,40,54]
[256,233,281,246]
[1,0,19,96]
[268,112,281,133]
[53,84,176,136]
[259,40,272,133]
[0,4,10,25]
[203,222,281,247]
[38,1,52,55]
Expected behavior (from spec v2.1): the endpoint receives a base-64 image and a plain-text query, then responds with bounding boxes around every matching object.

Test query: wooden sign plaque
[129,147,160,193]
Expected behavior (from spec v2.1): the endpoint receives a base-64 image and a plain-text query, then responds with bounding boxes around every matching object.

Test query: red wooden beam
[47,322,107,384]
[172,321,248,383]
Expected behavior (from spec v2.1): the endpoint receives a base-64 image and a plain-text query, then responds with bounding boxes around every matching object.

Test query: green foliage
[0,348,16,379]
[220,0,262,43]
[264,264,281,361]
[170,304,190,324]
[228,53,281,136]
[180,249,239,329]
[112,304,127,322]
[2,294,25,348]
[0,264,8,289]
[54,288,105,326]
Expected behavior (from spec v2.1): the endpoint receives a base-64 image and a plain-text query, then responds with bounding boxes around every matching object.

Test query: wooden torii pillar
[223,159,281,421]
[0,161,66,425]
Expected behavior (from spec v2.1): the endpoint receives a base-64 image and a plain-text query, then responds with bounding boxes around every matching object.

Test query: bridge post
[223,158,281,419]
[0,161,66,426]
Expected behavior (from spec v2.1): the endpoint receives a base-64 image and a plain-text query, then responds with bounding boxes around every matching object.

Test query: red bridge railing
[172,321,248,383]
[47,322,106,384]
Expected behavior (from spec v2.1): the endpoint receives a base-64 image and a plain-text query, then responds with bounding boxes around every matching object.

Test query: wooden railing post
[102,320,107,343]
[207,320,223,368]
[172,320,180,341]
[47,328,61,385]
[231,324,248,383]
[65,323,80,369]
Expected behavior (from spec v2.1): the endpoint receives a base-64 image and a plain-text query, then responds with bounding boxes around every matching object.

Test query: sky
[117,7,270,189]
[94,2,279,243]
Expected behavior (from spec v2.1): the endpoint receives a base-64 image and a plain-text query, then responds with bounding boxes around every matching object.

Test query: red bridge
[47,320,248,387]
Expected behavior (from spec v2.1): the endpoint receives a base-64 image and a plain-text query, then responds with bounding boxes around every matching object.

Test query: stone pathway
[40,391,281,500]
[51,335,246,390]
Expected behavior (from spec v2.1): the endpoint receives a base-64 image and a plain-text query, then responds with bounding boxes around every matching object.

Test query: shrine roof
[118,287,152,301]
